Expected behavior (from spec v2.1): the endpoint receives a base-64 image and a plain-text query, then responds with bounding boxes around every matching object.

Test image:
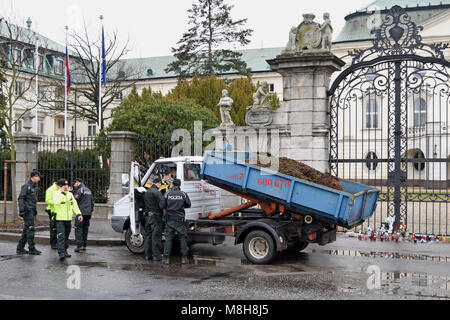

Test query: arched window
[413,98,427,127]
[366,100,378,129]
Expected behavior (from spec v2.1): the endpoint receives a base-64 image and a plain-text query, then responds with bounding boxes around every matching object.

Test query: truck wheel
[125,228,145,255]
[243,230,277,265]
[285,239,309,254]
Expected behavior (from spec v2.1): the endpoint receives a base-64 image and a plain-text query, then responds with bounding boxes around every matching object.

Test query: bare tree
[0,15,48,221]
[0,16,46,158]
[39,22,144,131]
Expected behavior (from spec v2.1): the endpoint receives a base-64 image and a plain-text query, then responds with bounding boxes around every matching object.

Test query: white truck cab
[111,156,222,254]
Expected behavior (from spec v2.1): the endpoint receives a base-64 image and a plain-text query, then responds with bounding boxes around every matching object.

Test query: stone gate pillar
[15,132,42,198]
[265,12,345,173]
[109,131,138,204]
[268,54,345,173]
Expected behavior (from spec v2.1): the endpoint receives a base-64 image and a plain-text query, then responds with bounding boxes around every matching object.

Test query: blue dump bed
[201,153,380,229]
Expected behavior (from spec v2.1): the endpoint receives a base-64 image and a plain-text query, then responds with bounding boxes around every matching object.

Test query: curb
[0,227,50,234]
[0,233,125,247]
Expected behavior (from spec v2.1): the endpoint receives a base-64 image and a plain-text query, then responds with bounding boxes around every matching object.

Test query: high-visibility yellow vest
[52,190,82,221]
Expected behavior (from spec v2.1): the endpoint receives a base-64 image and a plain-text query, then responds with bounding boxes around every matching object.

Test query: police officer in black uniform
[16,171,42,255]
[73,178,94,252]
[159,178,191,265]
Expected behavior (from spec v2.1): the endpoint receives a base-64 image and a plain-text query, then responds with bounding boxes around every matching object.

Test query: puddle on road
[339,271,450,299]
[307,249,450,263]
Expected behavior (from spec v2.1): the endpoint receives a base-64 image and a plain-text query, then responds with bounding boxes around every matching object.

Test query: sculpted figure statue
[283,26,298,54]
[320,13,333,51]
[249,82,271,111]
[218,89,235,128]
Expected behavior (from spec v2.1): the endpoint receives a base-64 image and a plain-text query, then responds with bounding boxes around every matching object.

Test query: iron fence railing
[37,129,111,203]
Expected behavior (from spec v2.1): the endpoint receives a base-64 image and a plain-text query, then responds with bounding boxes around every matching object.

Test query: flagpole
[98,15,104,134]
[64,26,69,139]
[34,35,39,135]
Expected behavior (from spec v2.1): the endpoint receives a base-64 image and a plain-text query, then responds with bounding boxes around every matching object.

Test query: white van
[111,156,222,254]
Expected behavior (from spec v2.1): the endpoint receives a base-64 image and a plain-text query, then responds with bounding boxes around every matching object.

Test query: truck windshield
[144,162,177,189]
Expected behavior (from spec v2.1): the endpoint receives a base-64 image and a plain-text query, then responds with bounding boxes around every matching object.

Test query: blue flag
[102,25,107,86]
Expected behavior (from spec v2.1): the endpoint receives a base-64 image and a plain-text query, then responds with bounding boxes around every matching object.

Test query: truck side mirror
[122,174,130,189]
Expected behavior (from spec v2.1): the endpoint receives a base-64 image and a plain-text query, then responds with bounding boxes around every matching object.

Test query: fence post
[14,132,42,220]
[108,131,138,205]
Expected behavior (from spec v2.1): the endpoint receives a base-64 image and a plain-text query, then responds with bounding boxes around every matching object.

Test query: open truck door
[129,162,141,235]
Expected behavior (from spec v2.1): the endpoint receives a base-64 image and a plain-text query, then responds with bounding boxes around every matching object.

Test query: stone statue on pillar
[245,82,273,128]
[320,13,333,52]
[282,12,334,55]
[218,89,235,128]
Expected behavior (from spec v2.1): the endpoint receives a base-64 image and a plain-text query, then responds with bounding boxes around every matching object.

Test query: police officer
[16,171,42,255]
[73,178,94,253]
[143,177,164,261]
[45,181,59,249]
[52,179,83,261]
[159,178,191,265]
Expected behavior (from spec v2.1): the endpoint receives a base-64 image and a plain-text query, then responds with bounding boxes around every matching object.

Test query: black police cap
[57,179,69,187]
[30,171,42,179]
[173,178,181,186]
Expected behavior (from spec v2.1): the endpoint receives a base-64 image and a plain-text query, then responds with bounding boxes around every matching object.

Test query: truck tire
[243,230,277,265]
[125,228,145,255]
[285,239,309,254]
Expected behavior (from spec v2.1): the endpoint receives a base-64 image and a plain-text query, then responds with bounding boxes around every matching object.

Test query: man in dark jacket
[143,177,164,261]
[16,171,42,255]
[159,178,191,265]
[73,178,94,252]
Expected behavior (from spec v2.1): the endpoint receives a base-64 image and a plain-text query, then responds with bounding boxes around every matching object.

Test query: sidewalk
[0,218,124,246]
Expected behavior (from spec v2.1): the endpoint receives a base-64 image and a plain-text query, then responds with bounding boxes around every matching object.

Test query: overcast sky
[1,0,372,58]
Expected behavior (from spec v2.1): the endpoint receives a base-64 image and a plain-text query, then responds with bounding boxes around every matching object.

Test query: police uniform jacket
[18,180,38,216]
[143,185,163,215]
[159,187,191,221]
[73,184,94,216]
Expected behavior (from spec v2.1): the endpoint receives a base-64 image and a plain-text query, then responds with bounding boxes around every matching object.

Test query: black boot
[29,248,42,255]
[16,248,29,255]
[74,247,82,253]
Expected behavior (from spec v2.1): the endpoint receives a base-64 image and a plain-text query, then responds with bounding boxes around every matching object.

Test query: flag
[102,25,107,86]
[65,44,71,94]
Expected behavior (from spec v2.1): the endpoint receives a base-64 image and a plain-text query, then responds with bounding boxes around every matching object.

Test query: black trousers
[75,215,91,248]
[56,221,72,257]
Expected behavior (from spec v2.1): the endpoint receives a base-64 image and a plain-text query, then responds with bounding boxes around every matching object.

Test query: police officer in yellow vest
[52,179,83,261]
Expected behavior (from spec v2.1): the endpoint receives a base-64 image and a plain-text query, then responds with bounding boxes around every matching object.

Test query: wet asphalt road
[1,238,450,300]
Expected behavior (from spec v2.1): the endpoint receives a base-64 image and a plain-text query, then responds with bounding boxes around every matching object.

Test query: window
[38,54,44,71]
[88,121,97,137]
[55,86,64,99]
[14,119,23,133]
[414,98,427,128]
[146,163,177,186]
[55,60,64,75]
[147,68,154,76]
[366,100,378,129]
[269,83,275,93]
[115,92,123,101]
[365,152,379,171]
[13,48,22,64]
[183,164,201,181]
[14,81,24,96]
[38,87,46,100]
[38,117,45,135]
[57,118,65,129]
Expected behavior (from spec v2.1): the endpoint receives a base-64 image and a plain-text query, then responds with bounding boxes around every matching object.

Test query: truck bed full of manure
[248,157,344,192]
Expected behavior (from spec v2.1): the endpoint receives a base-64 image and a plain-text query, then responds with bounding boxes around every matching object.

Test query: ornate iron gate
[329,6,450,235]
